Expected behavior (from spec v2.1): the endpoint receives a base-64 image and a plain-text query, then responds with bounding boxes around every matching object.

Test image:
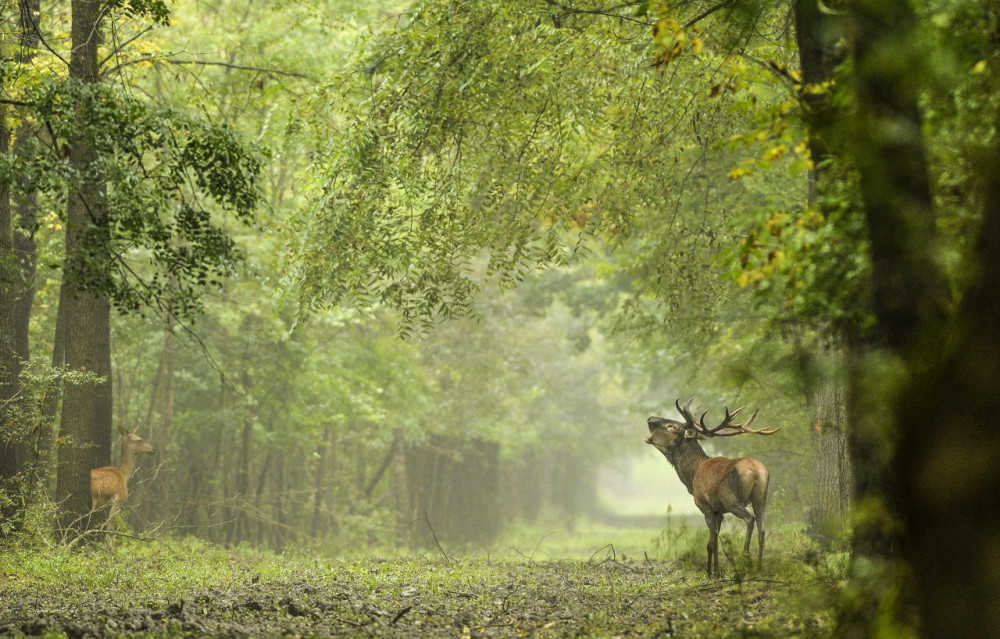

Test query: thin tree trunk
[135,324,174,525]
[391,429,411,548]
[808,364,850,547]
[273,452,285,549]
[214,376,228,544]
[231,375,253,545]
[311,425,339,539]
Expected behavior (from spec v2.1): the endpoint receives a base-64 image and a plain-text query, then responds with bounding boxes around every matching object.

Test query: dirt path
[1,557,833,637]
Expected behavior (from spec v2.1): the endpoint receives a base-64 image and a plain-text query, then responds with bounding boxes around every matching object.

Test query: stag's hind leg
[729,505,756,557]
[753,502,766,569]
[750,494,768,569]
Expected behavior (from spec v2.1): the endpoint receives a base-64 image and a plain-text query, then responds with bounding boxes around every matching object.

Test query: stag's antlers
[675,397,780,437]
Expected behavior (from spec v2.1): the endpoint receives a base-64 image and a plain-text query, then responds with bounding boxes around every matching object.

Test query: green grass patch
[0,525,841,637]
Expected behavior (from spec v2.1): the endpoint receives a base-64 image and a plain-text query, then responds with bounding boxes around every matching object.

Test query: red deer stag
[644,398,779,578]
[90,426,156,549]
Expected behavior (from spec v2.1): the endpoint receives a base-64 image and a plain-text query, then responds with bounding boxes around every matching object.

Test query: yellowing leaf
[691,37,704,55]
[972,60,987,74]
[728,167,753,180]
[763,144,787,161]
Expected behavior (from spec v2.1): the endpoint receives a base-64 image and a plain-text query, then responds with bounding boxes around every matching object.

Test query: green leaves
[290,0,716,334]
[27,79,263,320]
[106,0,172,25]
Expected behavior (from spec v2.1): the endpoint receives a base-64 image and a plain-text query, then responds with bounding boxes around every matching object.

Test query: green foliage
[725,170,874,336]
[19,78,263,319]
[289,0,726,333]
[107,0,172,25]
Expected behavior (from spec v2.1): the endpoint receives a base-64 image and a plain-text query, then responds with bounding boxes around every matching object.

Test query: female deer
[90,426,156,549]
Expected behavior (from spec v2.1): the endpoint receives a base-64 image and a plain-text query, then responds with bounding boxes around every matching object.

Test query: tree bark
[0,113,24,534]
[793,0,854,550]
[849,0,950,355]
[895,139,1000,639]
[808,359,850,547]
[55,0,114,542]
[835,0,954,634]
[0,0,43,540]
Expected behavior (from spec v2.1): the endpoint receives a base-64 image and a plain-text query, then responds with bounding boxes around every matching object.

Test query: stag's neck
[118,441,138,479]
[665,439,709,494]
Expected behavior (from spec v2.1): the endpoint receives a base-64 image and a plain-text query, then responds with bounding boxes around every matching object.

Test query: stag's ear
[117,425,128,435]
[683,429,700,439]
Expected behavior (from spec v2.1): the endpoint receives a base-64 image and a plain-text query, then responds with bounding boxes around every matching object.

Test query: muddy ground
[0,556,834,638]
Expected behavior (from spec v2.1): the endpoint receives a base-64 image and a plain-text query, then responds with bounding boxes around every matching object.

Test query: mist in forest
[6,0,999,636]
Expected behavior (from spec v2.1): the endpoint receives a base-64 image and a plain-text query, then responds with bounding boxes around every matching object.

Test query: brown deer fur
[90,426,156,549]
[645,409,772,578]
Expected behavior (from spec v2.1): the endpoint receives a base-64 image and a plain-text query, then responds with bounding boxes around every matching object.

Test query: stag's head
[645,398,779,453]
[644,415,699,454]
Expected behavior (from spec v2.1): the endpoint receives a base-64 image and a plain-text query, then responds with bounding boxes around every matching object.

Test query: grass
[0,522,844,637]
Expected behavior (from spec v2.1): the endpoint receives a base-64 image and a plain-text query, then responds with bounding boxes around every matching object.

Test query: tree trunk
[231,402,253,545]
[55,0,114,542]
[850,2,950,356]
[391,429,412,548]
[0,114,25,535]
[808,349,851,547]
[895,140,1000,639]
[13,128,41,492]
[312,425,340,539]
[836,0,953,635]
[0,0,43,540]
[135,325,173,525]
[793,0,854,551]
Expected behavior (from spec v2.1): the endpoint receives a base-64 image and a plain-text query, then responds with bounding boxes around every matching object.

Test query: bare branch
[683,0,736,29]
[102,55,315,80]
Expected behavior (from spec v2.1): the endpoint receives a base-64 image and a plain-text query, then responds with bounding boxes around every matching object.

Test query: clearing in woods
[0,526,840,637]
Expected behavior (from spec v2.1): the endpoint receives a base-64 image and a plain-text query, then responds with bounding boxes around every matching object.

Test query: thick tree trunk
[0,0,43,540]
[846,0,949,557]
[850,4,950,356]
[895,142,1000,639]
[835,0,954,635]
[793,0,854,550]
[55,0,114,542]
[0,117,25,534]
[13,137,40,488]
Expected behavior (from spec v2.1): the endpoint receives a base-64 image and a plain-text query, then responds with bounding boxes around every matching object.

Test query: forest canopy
[1,0,999,637]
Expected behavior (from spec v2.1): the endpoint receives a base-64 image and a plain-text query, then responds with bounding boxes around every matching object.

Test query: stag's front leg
[704,512,724,578]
